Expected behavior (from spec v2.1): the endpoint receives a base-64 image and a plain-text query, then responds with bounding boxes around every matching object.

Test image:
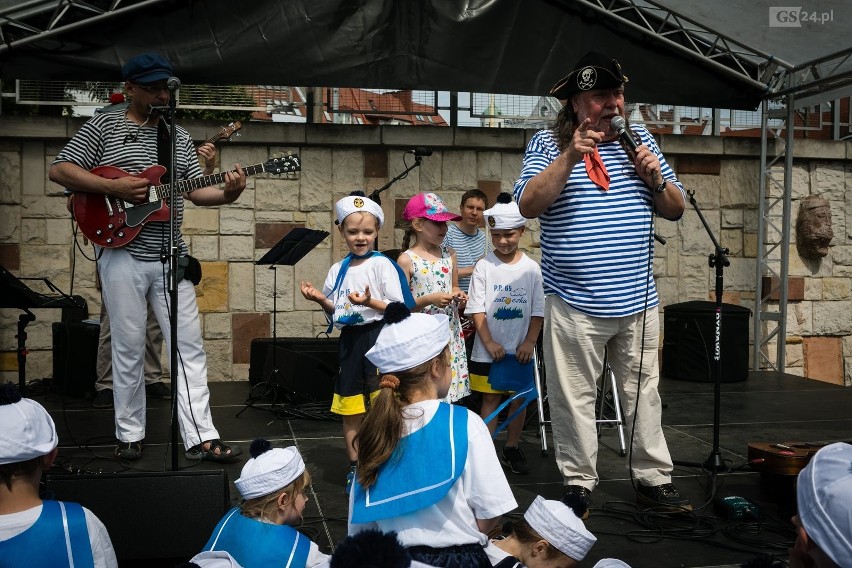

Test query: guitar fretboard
[152,163,270,199]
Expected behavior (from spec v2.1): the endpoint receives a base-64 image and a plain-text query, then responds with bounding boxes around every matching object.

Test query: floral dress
[403,248,470,402]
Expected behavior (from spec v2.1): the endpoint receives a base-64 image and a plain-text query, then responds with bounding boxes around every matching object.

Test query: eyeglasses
[132,83,169,94]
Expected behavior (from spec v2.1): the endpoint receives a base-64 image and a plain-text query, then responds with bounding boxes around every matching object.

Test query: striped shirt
[513,126,684,318]
[442,224,487,293]
[53,111,203,261]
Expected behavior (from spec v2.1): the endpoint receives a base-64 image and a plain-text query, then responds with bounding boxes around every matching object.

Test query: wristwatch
[653,180,667,194]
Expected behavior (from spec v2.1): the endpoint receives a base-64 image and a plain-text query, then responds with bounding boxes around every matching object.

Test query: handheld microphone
[610,116,639,152]
[167,76,181,91]
[409,147,432,157]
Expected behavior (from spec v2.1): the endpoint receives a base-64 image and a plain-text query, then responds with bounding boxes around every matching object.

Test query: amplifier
[662,301,751,382]
[52,320,99,397]
[46,470,229,562]
[249,337,338,404]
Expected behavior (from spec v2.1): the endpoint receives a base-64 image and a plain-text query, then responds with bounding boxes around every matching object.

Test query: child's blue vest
[203,508,310,568]
[0,500,94,568]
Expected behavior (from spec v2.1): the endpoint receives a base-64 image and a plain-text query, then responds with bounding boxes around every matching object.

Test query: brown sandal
[185,439,242,463]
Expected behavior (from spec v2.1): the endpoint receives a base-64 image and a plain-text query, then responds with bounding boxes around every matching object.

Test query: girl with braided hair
[349,303,517,568]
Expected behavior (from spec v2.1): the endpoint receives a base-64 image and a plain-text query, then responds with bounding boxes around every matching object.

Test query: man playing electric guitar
[49,52,246,463]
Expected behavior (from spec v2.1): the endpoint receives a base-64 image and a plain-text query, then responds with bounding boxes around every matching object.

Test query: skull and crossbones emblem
[577,66,597,90]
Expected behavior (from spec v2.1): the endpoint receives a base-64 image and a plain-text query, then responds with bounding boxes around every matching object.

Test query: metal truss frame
[0,0,170,54]
[3,0,851,373]
[753,92,794,372]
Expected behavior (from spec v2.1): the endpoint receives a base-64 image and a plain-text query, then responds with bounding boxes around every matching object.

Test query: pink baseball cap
[403,192,462,222]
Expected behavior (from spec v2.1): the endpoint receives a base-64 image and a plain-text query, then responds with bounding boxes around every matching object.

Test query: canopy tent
[1,0,850,374]
[1,0,848,108]
[0,0,843,110]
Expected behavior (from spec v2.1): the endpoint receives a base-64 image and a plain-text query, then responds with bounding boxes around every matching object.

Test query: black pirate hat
[549,51,629,99]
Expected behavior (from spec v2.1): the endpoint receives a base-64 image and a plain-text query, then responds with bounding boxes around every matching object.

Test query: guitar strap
[154,119,177,251]
[156,118,173,178]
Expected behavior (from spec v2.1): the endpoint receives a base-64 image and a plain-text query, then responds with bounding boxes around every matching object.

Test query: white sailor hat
[524,496,597,561]
[234,440,306,500]
[484,193,527,230]
[335,193,384,228]
[796,442,852,567]
[0,385,58,465]
[366,303,450,374]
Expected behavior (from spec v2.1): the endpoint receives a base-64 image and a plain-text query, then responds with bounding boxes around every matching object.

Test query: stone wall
[0,117,849,385]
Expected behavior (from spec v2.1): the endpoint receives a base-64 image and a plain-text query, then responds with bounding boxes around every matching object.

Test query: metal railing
[3,80,850,138]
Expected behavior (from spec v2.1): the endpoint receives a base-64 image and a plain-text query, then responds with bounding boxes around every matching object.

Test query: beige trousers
[543,296,673,490]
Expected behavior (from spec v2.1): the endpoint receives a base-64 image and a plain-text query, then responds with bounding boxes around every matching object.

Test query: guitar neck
[154,163,267,199]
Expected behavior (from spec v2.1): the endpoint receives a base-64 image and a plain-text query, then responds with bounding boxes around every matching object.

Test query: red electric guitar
[201,121,241,146]
[73,154,300,248]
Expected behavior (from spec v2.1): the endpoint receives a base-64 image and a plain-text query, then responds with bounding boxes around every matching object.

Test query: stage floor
[32,371,852,568]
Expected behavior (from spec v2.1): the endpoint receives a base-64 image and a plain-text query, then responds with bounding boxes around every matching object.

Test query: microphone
[167,76,181,91]
[409,147,432,157]
[148,105,173,116]
[610,116,639,152]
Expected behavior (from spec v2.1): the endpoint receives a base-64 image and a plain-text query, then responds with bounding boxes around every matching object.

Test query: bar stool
[531,344,627,457]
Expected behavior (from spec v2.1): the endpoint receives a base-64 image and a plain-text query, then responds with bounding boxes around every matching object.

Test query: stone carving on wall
[795,194,833,259]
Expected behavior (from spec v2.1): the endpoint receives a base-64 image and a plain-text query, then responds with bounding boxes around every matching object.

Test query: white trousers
[96,303,165,390]
[543,296,673,489]
[98,248,218,448]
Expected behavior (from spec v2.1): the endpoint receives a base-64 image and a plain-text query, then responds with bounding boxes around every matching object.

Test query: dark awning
[0,0,848,110]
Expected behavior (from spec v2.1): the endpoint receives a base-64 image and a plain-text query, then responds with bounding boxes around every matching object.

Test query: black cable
[586,498,796,557]
[624,203,657,497]
[69,216,103,263]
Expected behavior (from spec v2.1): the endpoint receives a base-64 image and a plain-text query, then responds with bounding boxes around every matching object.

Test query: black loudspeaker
[249,337,338,403]
[662,301,751,382]
[52,321,99,397]
[45,470,229,562]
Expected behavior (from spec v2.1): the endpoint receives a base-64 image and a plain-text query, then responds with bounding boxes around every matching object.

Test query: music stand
[237,228,329,417]
[1,265,80,395]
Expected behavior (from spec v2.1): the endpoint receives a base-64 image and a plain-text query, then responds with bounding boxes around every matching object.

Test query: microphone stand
[369,153,424,251]
[673,189,730,474]
[165,88,180,471]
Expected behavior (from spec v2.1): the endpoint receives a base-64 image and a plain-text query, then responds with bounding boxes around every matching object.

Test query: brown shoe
[637,482,693,512]
[561,485,592,519]
[146,382,171,399]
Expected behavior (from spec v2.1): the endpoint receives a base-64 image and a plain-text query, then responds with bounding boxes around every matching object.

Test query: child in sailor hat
[791,442,852,568]
[466,193,544,475]
[485,496,597,567]
[202,439,329,567]
[300,190,412,495]
[349,302,517,568]
[0,383,118,567]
